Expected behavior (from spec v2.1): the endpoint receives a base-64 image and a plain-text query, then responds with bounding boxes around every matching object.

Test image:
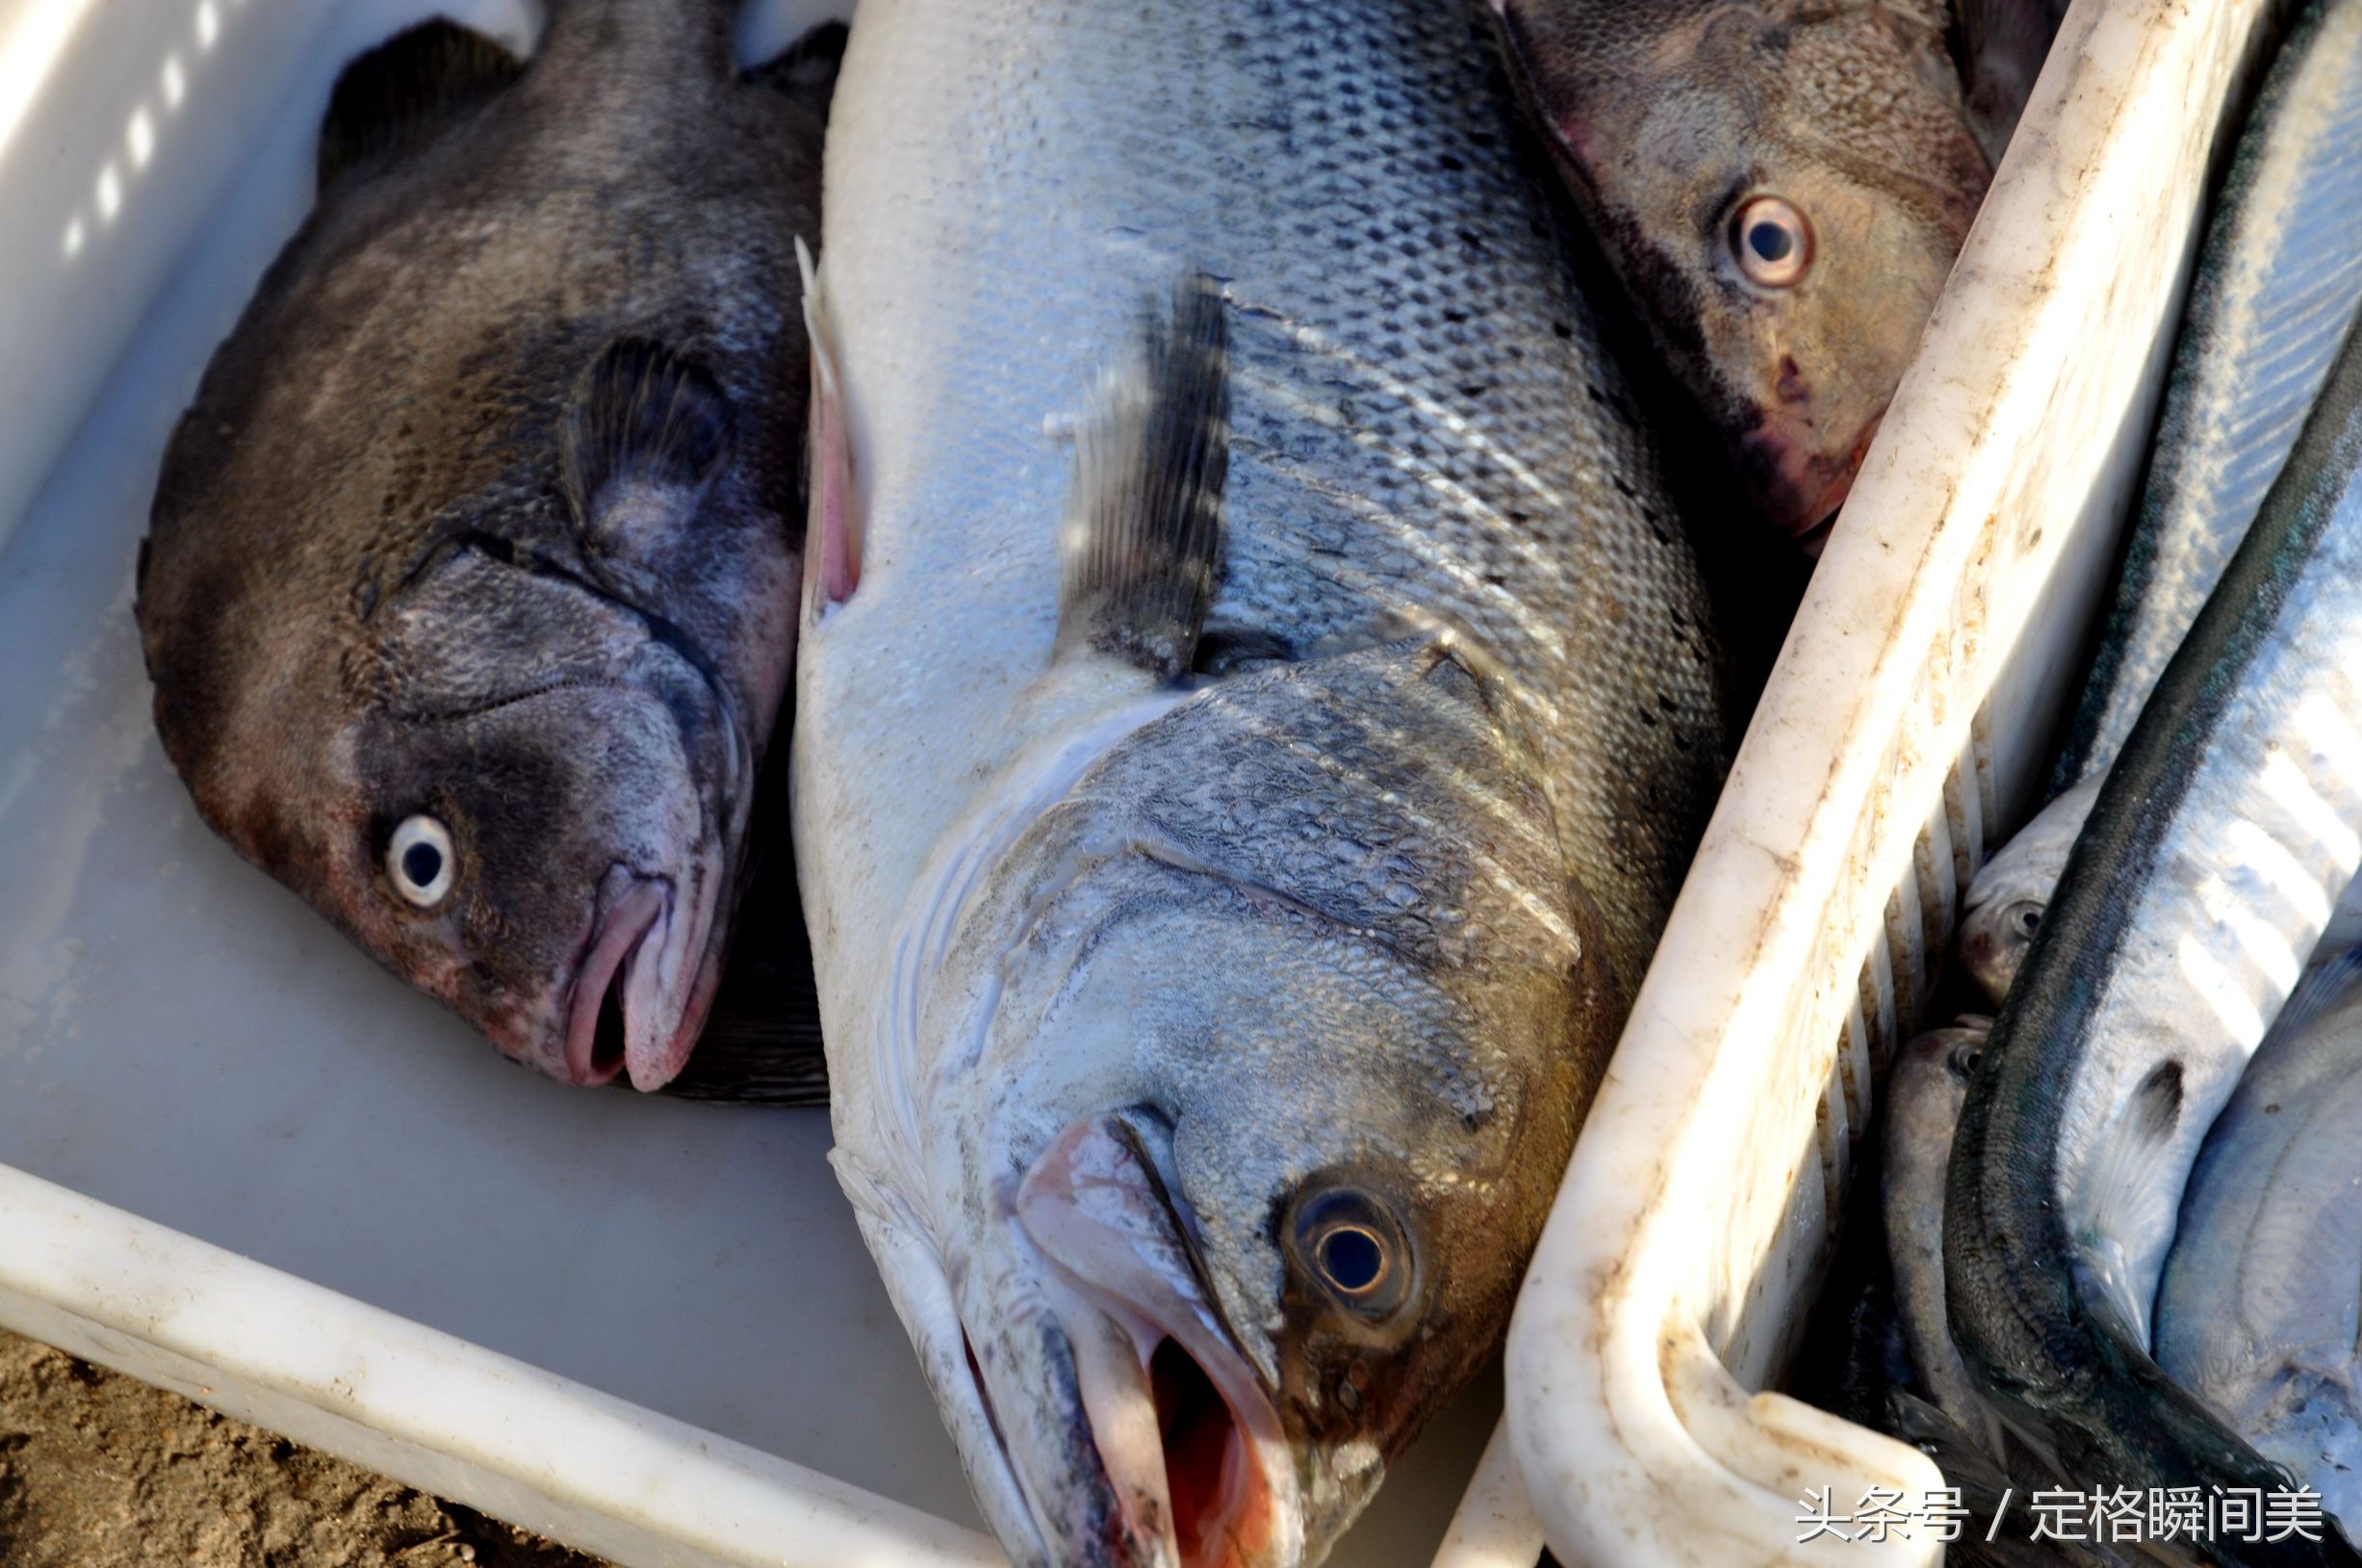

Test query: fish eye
[1729,194,1811,289]
[1289,1183,1415,1323]
[2011,901,2042,939]
[1948,1041,1984,1079]
[386,814,456,909]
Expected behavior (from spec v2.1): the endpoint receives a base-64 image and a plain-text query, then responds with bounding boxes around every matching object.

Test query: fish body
[2156,950,2362,1531]
[1883,1016,2007,1456]
[136,2,835,1091]
[1481,0,1990,543]
[1958,0,2362,1002]
[793,3,1726,1563]
[1946,290,2362,1559]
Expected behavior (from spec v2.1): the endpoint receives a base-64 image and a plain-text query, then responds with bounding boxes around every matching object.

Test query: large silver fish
[2157,948,2362,1532]
[1946,275,2362,1555]
[1957,0,2362,1003]
[790,2,1727,1563]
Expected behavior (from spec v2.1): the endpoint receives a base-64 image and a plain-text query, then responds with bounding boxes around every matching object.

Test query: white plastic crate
[1504,0,2282,1561]
[0,2,1524,1564]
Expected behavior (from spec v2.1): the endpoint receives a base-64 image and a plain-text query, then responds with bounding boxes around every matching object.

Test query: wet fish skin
[2157,950,2362,1532]
[1958,0,2362,1003]
[1883,1015,2008,1456]
[136,2,834,1092]
[1483,0,1990,543]
[795,2,1726,1561]
[1947,286,2362,1563]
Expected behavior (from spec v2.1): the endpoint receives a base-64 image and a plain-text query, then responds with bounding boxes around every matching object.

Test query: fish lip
[561,869,671,1089]
[1008,1116,1299,1568]
[1744,406,1887,550]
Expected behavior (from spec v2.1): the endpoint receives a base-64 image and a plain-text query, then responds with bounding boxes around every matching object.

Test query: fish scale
[795,1,1724,1563]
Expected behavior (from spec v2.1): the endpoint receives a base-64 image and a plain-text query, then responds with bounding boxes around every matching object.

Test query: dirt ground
[0,1330,608,1568]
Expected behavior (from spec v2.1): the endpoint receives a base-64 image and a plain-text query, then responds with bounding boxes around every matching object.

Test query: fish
[1945,274,2362,1556]
[135,2,838,1092]
[1480,0,1992,545]
[1957,776,2100,1002]
[1882,1015,2009,1457]
[2156,947,2362,1532]
[1956,0,2362,1004]
[791,1,1728,1562]
[1956,0,2072,167]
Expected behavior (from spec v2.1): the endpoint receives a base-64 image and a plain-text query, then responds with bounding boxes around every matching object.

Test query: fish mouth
[992,1114,1301,1568]
[1743,406,1887,552]
[561,861,722,1092]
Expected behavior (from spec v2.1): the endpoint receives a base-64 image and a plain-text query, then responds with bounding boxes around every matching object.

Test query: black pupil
[2016,907,2041,936]
[401,840,444,889]
[1748,219,1793,263]
[1319,1226,1385,1294]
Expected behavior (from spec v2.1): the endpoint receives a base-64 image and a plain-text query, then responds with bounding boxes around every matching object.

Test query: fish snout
[555,863,716,1092]
[984,1114,1300,1568]
[1737,399,1887,550]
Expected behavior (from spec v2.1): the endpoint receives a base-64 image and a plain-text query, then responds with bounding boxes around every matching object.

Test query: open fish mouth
[560,860,723,1092]
[987,1115,1302,1568]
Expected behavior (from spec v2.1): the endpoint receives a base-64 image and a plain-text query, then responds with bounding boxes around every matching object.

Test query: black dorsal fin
[561,337,733,526]
[318,19,524,193]
[743,19,849,121]
[1055,274,1230,681]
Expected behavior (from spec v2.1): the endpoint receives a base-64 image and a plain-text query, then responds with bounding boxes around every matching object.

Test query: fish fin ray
[2071,1060,2184,1350]
[560,339,733,548]
[317,19,523,192]
[742,20,848,121]
[2272,942,2362,1043]
[1054,273,1229,681]
[800,238,860,616]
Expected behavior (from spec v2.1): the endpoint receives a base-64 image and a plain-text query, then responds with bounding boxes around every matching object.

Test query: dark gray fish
[137,1,837,1092]
[1481,0,1992,545]
[794,1,1729,1561]
[1956,0,2071,167]
[1960,0,2362,1004]
[2157,947,2362,1534]
[1947,281,2362,1564]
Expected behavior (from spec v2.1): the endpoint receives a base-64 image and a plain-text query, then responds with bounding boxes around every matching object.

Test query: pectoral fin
[1054,274,1230,681]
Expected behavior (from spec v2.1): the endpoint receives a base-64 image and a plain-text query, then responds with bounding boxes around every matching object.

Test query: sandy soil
[0,1330,608,1568]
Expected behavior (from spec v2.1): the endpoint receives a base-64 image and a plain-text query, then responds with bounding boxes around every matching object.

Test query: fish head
[1957,775,2103,1003]
[143,532,756,1092]
[1494,0,1990,542]
[888,643,1600,1567]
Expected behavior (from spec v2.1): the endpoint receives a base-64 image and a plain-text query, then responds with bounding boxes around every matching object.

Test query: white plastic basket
[0,2,1539,1564]
[1504,0,2282,1561]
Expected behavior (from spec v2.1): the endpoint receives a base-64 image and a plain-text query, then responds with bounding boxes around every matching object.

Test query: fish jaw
[1735,403,1886,547]
[1011,1115,1301,1568]
[547,858,726,1091]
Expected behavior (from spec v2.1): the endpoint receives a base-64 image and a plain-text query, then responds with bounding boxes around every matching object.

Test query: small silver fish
[1883,1015,2008,1457]
[1957,0,2362,1006]
[1948,239,2362,1519]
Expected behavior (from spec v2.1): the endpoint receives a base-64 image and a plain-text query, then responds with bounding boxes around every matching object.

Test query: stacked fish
[1869,1,2362,1558]
[123,0,2069,1563]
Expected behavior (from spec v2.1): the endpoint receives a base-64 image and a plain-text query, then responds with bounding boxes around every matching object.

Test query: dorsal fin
[318,19,524,193]
[1055,274,1230,681]
[561,337,733,527]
